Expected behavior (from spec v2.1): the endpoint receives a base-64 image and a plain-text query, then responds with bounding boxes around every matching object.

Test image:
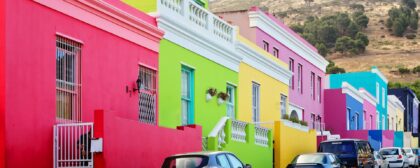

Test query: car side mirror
[245,164,252,168]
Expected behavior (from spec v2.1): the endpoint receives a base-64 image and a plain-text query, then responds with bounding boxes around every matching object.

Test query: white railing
[209,117,229,149]
[309,121,325,132]
[231,120,247,142]
[202,137,208,151]
[54,122,94,168]
[158,0,235,45]
[255,126,269,147]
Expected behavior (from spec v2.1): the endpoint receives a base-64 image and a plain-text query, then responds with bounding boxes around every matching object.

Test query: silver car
[287,153,342,168]
[374,151,389,168]
[403,148,419,168]
[379,147,409,168]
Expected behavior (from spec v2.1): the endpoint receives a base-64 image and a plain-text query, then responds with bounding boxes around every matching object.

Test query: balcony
[308,120,325,132]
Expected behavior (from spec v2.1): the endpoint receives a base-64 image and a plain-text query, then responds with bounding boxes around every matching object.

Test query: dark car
[161,151,252,168]
[287,153,342,168]
[318,139,374,168]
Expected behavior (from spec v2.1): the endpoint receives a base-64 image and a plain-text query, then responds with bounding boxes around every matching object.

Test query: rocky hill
[210,0,420,83]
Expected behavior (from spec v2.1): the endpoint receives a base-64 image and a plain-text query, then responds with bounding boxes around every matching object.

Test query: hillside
[209,0,420,83]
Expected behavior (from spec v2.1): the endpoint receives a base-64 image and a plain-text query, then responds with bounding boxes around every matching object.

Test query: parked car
[379,147,409,168]
[374,151,389,168]
[161,151,252,168]
[318,139,375,168]
[286,153,342,168]
[403,148,418,168]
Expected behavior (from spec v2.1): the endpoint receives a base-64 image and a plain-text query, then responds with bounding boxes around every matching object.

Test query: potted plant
[217,92,229,105]
[206,88,217,101]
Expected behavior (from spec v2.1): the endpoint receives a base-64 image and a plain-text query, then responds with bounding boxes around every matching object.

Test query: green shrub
[300,121,308,126]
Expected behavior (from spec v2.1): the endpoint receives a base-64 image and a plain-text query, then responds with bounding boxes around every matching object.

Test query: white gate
[53,123,94,168]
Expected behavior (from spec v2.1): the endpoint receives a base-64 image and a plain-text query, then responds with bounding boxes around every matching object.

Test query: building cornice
[236,40,292,84]
[359,89,376,106]
[342,82,364,103]
[248,10,329,72]
[34,0,164,52]
[371,67,389,84]
[388,95,405,111]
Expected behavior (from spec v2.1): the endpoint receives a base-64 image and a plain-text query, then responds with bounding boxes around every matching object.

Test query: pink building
[216,7,329,130]
[0,1,201,167]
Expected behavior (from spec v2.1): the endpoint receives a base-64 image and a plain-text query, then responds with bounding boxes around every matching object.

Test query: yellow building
[389,95,405,131]
[236,36,291,127]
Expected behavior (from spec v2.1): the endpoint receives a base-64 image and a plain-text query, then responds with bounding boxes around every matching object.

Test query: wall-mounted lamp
[126,76,142,96]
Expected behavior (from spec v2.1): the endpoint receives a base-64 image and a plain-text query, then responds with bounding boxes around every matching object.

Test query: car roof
[321,139,366,143]
[169,151,232,157]
[299,153,334,156]
[380,147,401,150]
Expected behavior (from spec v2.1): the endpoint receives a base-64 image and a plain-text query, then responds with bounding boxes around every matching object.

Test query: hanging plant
[217,92,229,105]
[206,88,218,101]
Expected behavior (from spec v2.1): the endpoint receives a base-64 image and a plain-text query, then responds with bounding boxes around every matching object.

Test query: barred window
[139,66,157,125]
[56,36,82,122]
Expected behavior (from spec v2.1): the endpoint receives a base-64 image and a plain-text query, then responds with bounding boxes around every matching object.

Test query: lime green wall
[158,39,238,136]
[122,0,157,13]
[208,119,273,168]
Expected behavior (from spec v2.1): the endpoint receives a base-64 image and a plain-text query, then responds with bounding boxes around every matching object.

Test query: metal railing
[54,122,94,168]
[309,121,325,132]
[231,120,247,142]
[139,90,157,125]
[158,0,235,45]
[255,126,269,147]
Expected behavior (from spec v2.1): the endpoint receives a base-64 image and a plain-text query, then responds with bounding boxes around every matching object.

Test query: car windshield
[319,141,356,155]
[404,149,412,153]
[162,156,208,168]
[380,149,399,155]
[293,154,327,164]
[413,149,419,154]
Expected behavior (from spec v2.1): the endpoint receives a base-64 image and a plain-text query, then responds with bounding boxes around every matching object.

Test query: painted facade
[216,8,329,130]
[389,88,419,133]
[329,67,389,130]
[388,95,405,131]
[394,131,404,147]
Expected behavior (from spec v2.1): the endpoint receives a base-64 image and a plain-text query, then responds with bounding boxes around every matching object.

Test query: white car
[374,151,389,168]
[379,147,409,168]
[403,148,419,168]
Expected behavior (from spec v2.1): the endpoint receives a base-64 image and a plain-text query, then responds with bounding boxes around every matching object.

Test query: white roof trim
[157,18,243,72]
[371,68,388,84]
[359,89,376,105]
[414,97,419,106]
[248,10,329,72]
[342,82,364,103]
[289,102,304,110]
[388,95,405,111]
[236,41,292,84]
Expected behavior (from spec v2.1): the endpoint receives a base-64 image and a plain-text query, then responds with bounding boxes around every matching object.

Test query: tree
[316,43,328,57]
[399,67,411,77]
[327,66,346,74]
[402,0,417,10]
[355,14,369,29]
[317,24,338,48]
[410,17,418,30]
[413,65,420,76]
[335,36,354,53]
[392,19,406,37]
[336,13,352,35]
[290,24,304,34]
[346,22,360,38]
[355,32,369,46]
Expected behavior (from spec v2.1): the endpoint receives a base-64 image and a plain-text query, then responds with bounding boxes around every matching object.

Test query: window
[56,36,82,122]
[376,82,379,103]
[289,58,294,89]
[382,87,385,108]
[311,113,316,129]
[181,66,194,126]
[363,111,367,129]
[263,41,269,52]
[311,72,315,99]
[139,66,157,125]
[226,84,236,119]
[317,76,322,103]
[280,94,287,118]
[273,47,279,58]
[392,117,394,130]
[370,115,373,129]
[355,113,359,130]
[382,115,385,130]
[227,154,244,168]
[252,82,260,123]
[297,64,303,93]
[376,112,380,129]
[346,108,351,130]
[216,154,231,168]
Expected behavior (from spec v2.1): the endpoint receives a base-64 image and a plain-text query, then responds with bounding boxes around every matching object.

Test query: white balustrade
[255,126,269,147]
[231,120,247,142]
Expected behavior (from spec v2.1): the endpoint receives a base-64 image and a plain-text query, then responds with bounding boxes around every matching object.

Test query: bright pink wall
[341,130,369,140]
[216,10,256,44]
[95,110,202,168]
[0,0,5,167]
[382,130,394,147]
[324,89,346,134]
[4,1,161,167]
[363,100,377,130]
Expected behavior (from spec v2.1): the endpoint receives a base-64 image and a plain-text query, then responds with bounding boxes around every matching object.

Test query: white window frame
[317,76,321,103]
[382,87,385,108]
[347,108,351,130]
[382,115,385,130]
[310,72,315,99]
[376,82,379,103]
[355,112,359,130]
[138,66,157,125]
[280,94,287,118]
[376,111,380,129]
[298,64,303,94]
[252,82,260,123]
[181,66,194,126]
[289,58,294,89]
[226,84,236,119]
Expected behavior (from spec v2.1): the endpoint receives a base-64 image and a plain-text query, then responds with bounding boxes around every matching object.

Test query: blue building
[328,66,389,130]
[388,88,419,134]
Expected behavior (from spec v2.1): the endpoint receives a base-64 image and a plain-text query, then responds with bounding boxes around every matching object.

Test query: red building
[0,0,201,167]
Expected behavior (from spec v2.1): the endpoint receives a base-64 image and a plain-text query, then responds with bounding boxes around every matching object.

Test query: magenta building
[0,1,201,167]
[216,7,329,130]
